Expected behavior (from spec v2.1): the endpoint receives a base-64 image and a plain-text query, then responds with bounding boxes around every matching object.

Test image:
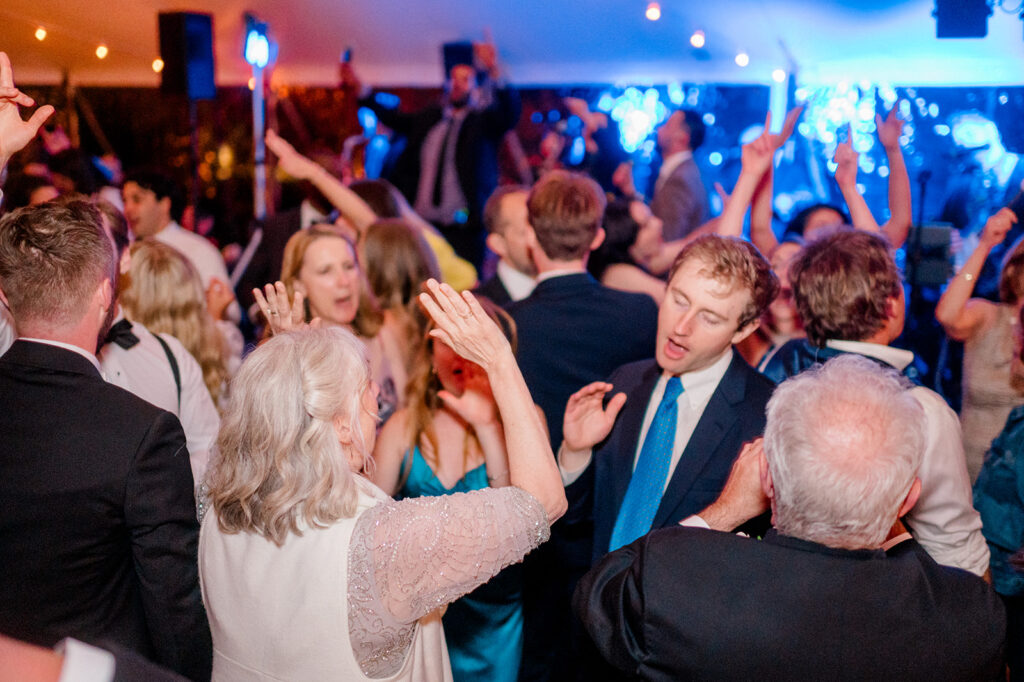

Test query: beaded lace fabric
[347,486,550,677]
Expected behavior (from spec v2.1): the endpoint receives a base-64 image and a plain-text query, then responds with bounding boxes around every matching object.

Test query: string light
[34,27,47,41]
[645,2,661,21]
[95,45,108,59]
[152,58,164,73]
[690,30,706,48]
[735,52,750,67]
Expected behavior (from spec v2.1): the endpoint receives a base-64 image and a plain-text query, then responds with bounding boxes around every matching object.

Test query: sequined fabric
[347,486,549,677]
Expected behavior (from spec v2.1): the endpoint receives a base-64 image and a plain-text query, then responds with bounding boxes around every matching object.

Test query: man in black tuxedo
[346,41,521,269]
[576,354,1006,680]
[0,199,212,679]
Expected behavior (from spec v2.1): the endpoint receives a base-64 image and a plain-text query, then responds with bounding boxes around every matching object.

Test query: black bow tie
[104,319,140,349]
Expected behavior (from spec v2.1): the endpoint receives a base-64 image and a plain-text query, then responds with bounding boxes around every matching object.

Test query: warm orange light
[152,58,164,73]
[34,27,47,41]
[690,30,706,49]
[95,45,108,59]
[247,77,256,91]
[645,2,661,21]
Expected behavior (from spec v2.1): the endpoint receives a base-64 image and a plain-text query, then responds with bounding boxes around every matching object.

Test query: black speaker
[934,0,991,38]
[159,12,216,100]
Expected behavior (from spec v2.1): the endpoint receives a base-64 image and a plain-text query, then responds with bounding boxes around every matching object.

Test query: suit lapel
[609,363,662,516]
[652,351,746,528]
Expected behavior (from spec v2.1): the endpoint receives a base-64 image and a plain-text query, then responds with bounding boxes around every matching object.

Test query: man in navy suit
[559,234,778,563]
[509,170,658,682]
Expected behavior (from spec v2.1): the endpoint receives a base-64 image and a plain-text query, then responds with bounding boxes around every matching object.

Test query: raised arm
[419,280,566,521]
[716,115,776,237]
[265,130,378,234]
[0,52,54,172]
[935,208,1014,340]
[749,106,803,255]
[833,127,881,233]
[877,105,912,248]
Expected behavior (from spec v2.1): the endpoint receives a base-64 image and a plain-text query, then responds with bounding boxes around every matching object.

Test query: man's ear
[897,477,921,518]
[731,318,760,346]
[759,449,774,502]
[0,284,9,309]
[158,196,173,220]
[486,233,508,261]
[589,227,606,252]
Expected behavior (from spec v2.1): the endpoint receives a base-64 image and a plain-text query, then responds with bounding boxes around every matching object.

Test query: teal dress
[399,446,523,682]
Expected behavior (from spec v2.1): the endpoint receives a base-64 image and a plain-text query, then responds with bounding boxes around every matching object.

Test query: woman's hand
[253,281,310,335]
[438,363,499,427]
[266,129,320,182]
[418,279,511,370]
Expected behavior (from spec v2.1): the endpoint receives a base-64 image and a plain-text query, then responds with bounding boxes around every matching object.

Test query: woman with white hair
[199,280,566,680]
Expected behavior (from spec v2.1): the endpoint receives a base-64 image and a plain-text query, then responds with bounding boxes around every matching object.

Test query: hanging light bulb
[645,2,661,21]
[735,52,750,67]
[95,45,109,59]
[690,30,706,48]
[35,27,47,41]
[152,58,164,73]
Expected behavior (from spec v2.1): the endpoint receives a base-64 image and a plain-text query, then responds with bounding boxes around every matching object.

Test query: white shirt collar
[300,199,328,230]
[658,150,693,182]
[496,260,536,301]
[825,339,914,371]
[671,346,734,396]
[536,265,587,283]
[18,337,102,373]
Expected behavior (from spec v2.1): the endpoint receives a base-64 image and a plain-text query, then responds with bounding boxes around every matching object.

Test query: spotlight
[735,52,749,67]
[152,58,164,73]
[772,69,787,83]
[34,27,46,41]
[690,30,705,48]
[244,14,270,68]
[95,45,108,59]
[645,2,661,21]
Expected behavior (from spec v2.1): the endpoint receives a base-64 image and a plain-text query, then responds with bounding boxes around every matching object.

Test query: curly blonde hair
[121,240,229,407]
[208,327,370,545]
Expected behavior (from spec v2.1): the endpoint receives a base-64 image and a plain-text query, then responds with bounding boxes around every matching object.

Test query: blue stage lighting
[373,92,401,109]
[244,15,270,68]
[357,107,377,134]
[709,151,723,166]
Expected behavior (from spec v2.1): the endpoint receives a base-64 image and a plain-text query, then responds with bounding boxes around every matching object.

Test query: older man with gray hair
[575,355,1005,680]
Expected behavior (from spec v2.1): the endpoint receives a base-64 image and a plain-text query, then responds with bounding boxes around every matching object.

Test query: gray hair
[207,326,370,545]
[763,354,924,549]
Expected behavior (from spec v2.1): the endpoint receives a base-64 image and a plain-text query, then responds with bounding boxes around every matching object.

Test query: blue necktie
[609,376,684,552]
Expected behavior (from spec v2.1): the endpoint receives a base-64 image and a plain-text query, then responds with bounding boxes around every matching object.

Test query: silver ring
[269,310,279,315]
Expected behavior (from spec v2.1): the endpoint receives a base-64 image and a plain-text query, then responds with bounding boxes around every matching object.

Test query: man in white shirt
[474,185,536,305]
[121,169,239,322]
[650,109,709,241]
[762,229,990,576]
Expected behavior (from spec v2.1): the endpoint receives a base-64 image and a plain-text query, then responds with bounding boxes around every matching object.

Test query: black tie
[104,319,140,349]
[432,118,455,207]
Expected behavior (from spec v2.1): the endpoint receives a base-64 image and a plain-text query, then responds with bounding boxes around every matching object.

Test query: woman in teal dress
[372,300,536,682]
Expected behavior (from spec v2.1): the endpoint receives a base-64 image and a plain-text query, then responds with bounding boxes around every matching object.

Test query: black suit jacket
[0,341,212,680]
[361,84,521,221]
[566,352,775,564]
[508,273,658,451]
[473,272,513,307]
[576,528,1006,681]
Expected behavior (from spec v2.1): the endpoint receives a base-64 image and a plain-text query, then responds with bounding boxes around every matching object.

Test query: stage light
[34,27,46,41]
[735,52,749,67]
[934,124,951,136]
[772,69,786,83]
[645,2,661,21]
[95,45,108,59]
[690,31,705,49]
[244,15,270,68]
[152,58,164,73]
[709,152,723,166]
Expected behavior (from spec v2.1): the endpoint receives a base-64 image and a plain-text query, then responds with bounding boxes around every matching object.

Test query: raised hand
[740,115,776,179]
[0,52,55,168]
[253,281,308,335]
[876,104,904,151]
[833,127,859,189]
[980,207,1017,248]
[205,278,236,322]
[768,105,803,150]
[439,363,499,427]
[266,130,319,181]
[418,279,511,370]
[563,382,627,451]
[695,438,771,531]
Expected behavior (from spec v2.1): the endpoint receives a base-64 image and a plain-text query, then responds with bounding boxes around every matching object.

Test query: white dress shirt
[560,348,734,491]
[55,638,115,682]
[153,220,240,323]
[99,316,217,488]
[496,260,536,302]
[826,339,989,576]
[0,303,15,356]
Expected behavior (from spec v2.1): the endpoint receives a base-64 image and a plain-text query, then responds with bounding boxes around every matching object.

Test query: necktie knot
[661,376,683,406]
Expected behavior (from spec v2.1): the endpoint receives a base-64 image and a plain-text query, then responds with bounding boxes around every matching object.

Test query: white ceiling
[3,0,1024,88]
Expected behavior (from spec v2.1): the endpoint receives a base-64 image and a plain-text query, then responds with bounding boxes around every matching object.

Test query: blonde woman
[199,281,565,680]
[122,240,230,409]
